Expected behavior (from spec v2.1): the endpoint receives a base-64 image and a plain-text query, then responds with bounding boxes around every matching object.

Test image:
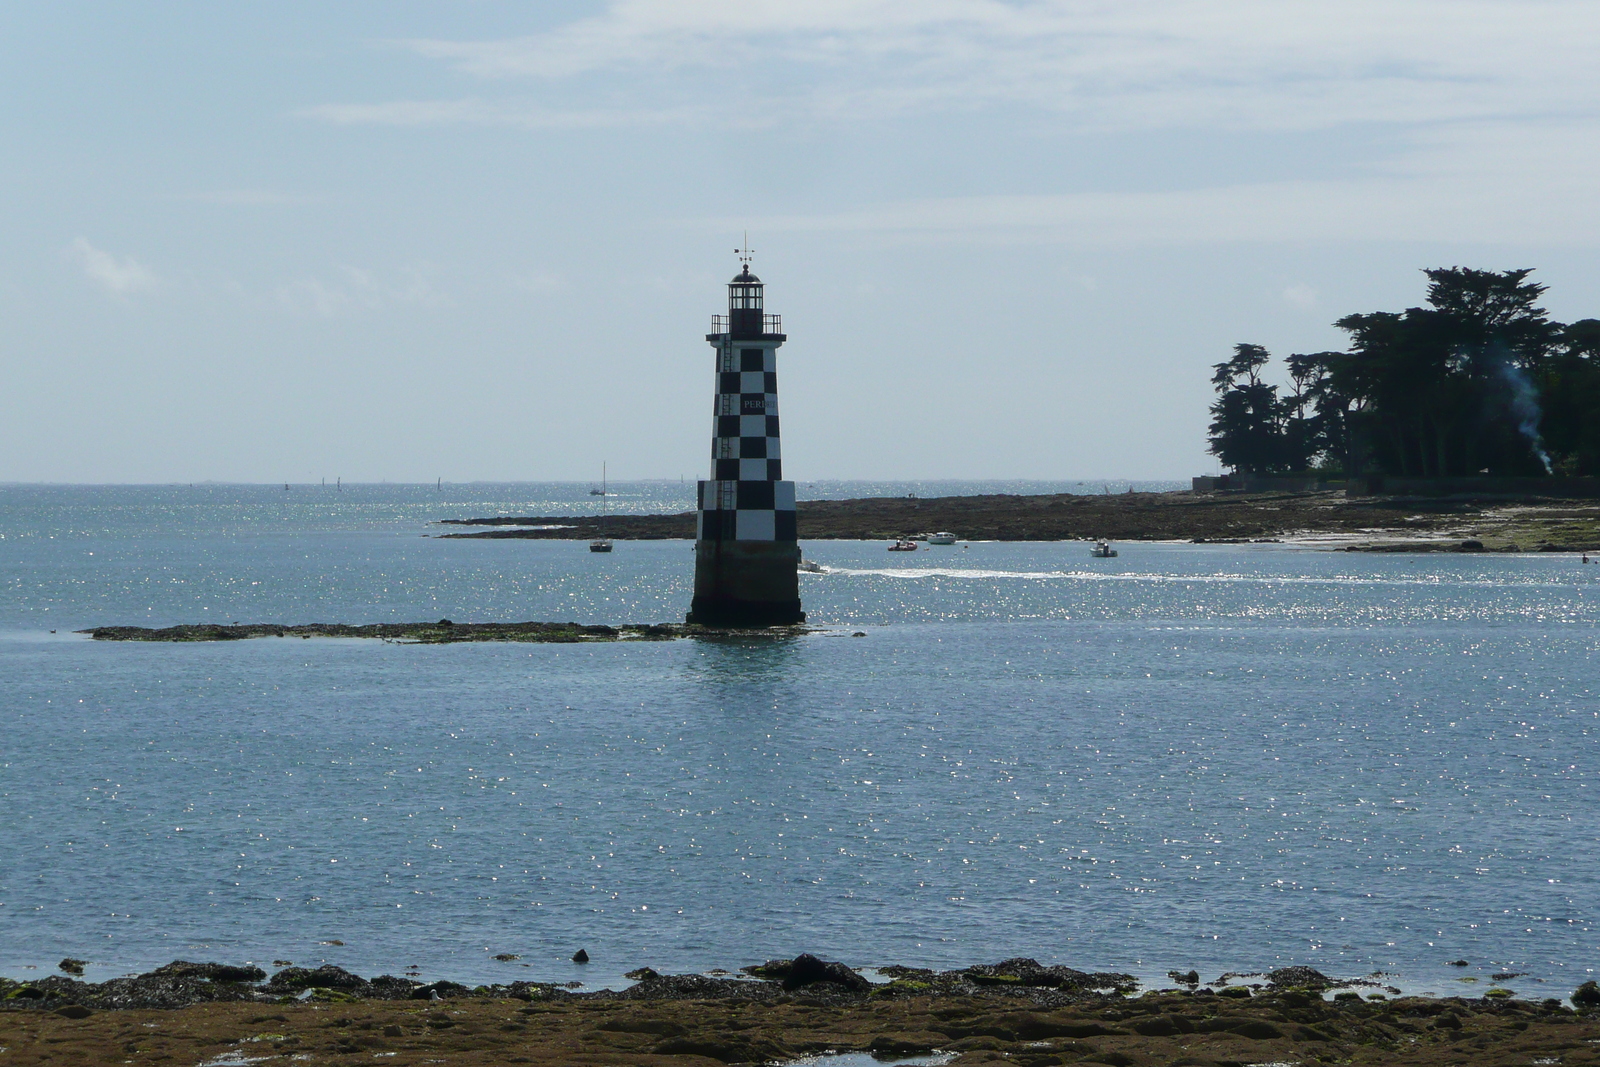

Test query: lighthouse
[685,259,805,626]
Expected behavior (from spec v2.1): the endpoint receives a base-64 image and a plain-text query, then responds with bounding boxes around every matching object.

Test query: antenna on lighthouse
[736,233,754,265]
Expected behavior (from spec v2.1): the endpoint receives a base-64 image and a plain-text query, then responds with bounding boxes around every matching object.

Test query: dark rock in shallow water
[743,953,870,993]
[1268,965,1333,989]
[571,949,589,963]
[1574,979,1600,1008]
[623,967,659,981]
[58,958,87,976]
[785,953,869,993]
[149,960,266,983]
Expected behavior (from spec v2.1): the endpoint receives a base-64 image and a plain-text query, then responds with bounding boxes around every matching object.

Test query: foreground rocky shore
[4,956,1598,1065]
[439,489,1600,552]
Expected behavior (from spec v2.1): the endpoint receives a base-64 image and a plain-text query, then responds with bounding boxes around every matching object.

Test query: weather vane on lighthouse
[685,243,804,626]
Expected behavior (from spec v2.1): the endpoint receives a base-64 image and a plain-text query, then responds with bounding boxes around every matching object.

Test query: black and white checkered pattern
[698,342,797,543]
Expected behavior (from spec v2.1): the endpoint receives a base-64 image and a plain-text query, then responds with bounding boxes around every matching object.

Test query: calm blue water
[1,484,1596,1001]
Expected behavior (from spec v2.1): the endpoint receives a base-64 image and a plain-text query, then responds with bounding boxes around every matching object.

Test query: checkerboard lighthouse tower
[686,257,805,626]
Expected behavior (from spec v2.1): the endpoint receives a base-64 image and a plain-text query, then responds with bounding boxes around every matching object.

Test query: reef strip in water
[438,489,1600,551]
[3,956,1596,1067]
[77,621,814,643]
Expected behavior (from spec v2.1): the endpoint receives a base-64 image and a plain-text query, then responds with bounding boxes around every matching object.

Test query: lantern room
[728,265,765,339]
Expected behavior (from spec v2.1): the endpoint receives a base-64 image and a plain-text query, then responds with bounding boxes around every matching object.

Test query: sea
[2,481,1596,1001]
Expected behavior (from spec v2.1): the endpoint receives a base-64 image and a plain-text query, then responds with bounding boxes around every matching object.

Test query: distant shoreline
[437,489,1600,552]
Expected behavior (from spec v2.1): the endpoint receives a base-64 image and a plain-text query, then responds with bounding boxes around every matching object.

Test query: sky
[4,1,1600,483]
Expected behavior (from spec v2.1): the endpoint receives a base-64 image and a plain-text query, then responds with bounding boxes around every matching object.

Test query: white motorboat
[926,532,957,545]
[1090,540,1118,558]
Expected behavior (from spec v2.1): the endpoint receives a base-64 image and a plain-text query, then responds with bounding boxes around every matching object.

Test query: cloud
[699,118,1600,247]
[296,2,1600,250]
[65,238,159,297]
[275,265,452,317]
[719,167,1600,248]
[326,0,1600,133]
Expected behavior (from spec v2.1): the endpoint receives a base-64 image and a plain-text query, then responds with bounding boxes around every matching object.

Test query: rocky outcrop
[79,620,823,643]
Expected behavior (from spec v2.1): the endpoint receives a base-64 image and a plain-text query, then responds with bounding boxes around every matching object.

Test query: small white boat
[589,539,613,553]
[1090,540,1118,558]
[926,532,957,545]
[797,558,825,573]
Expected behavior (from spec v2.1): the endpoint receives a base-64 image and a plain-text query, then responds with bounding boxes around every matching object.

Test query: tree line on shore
[1208,267,1600,478]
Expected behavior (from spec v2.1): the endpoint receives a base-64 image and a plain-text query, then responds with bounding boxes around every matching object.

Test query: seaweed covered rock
[408,980,471,1000]
[47,971,259,1010]
[263,965,371,996]
[504,981,577,1003]
[1268,965,1333,990]
[368,975,423,999]
[965,957,1136,993]
[742,954,871,993]
[614,973,781,1001]
[148,960,267,983]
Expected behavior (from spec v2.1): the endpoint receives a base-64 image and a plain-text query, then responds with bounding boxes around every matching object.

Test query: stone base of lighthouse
[686,540,804,626]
